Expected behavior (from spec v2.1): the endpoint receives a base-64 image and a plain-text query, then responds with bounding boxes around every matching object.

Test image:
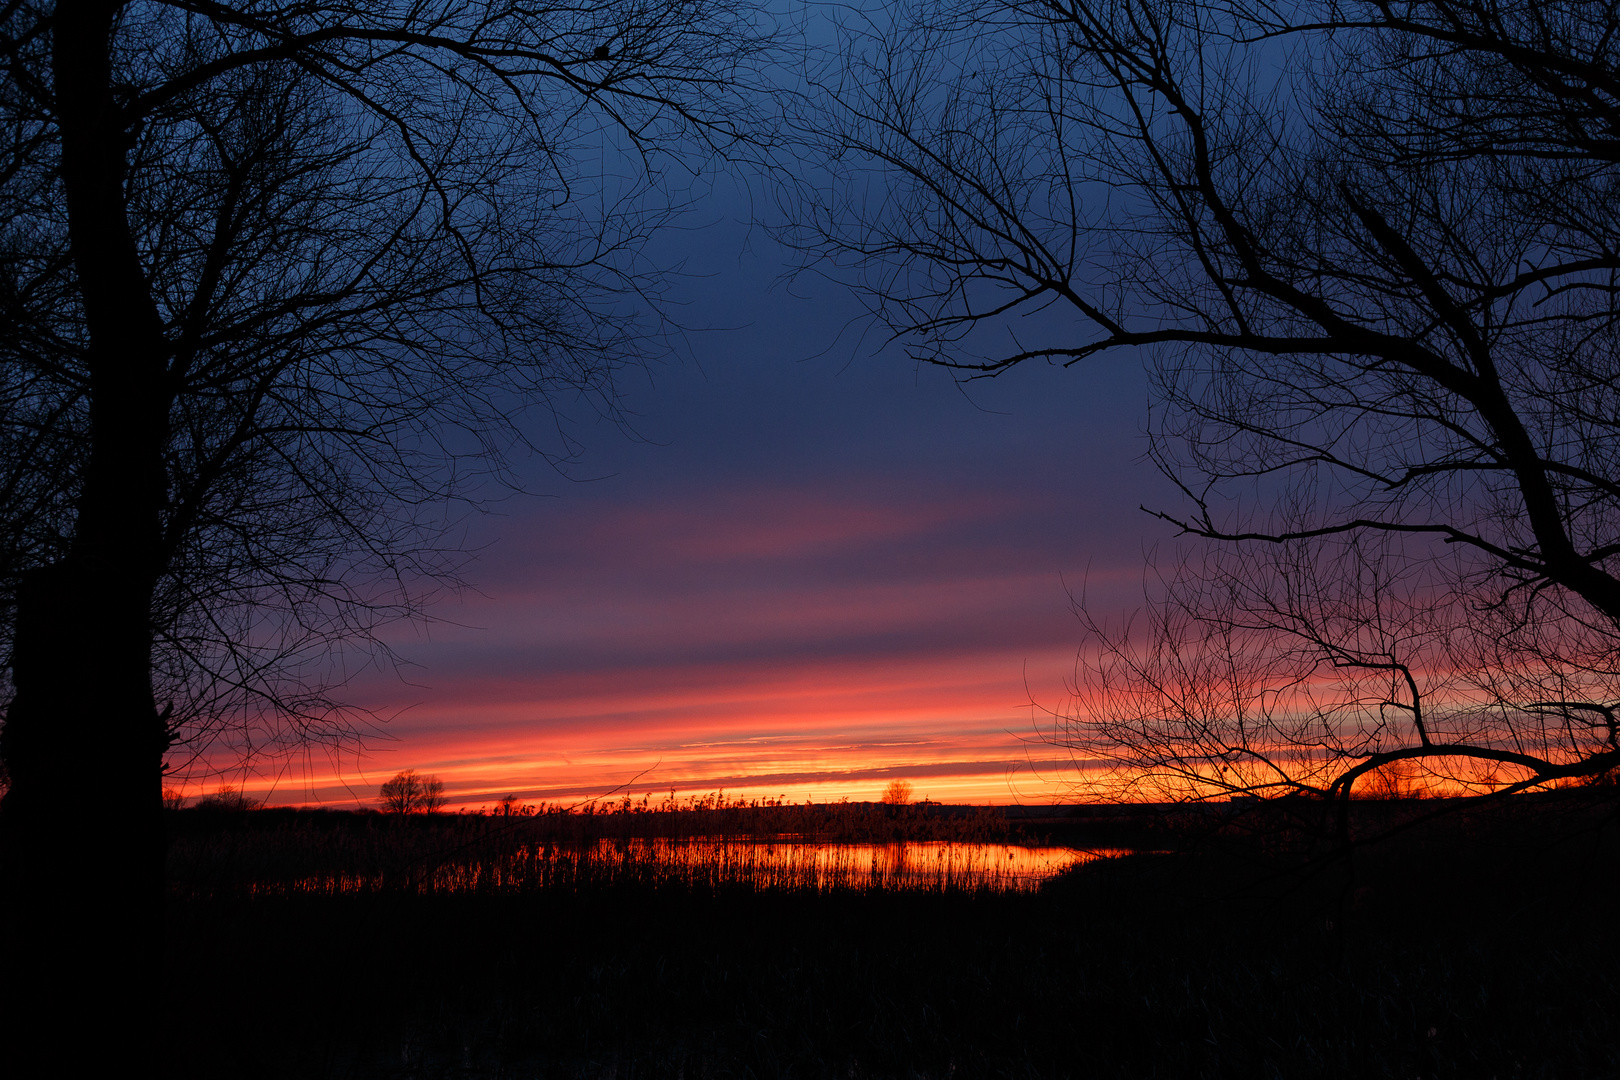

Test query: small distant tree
[1355,761,1425,802]
[378,770,446,815]
[192,785,260,812]
[882,780,914,806]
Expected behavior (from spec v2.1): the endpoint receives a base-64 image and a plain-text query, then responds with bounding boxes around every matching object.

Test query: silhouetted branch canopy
[0,0,777,768]
[787,0,1620,810]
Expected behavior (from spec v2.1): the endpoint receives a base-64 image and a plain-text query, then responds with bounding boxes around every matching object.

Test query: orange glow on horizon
[184,643,1097,810]
[172,483,1157,811]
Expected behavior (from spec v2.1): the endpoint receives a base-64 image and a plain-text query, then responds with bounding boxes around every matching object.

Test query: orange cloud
[182,482,1147,810]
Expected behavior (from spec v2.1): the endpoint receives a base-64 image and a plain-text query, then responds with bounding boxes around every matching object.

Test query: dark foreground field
[166,797,1620,1079]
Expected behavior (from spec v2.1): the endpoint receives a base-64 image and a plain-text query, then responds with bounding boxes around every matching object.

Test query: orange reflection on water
[255,839,1126,897]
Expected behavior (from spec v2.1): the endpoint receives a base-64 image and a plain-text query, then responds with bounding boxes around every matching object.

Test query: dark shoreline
[164,792,1619,1078]
[167,787,1617,852]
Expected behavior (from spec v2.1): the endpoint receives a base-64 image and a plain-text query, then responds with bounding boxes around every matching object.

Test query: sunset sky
[225,187,1180,810]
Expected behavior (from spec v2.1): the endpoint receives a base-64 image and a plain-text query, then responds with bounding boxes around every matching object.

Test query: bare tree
[788,1,1620,815]
[0,0,774,1068]
[378,768,446,814]
[882,779,914,805]
[191,784,261,812]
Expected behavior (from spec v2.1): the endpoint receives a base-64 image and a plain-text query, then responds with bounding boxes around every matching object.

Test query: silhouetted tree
[882,779,914,806]
[378,769,446,814]
[191,784,261,812]
[0,0,773,1069]
[790,1,1620,817]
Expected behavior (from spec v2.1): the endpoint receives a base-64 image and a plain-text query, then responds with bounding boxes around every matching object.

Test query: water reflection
[635,838,1113,891]
[256,838,1127,896]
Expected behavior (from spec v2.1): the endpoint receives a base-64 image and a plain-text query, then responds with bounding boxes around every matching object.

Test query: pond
[259,837,1129,896]
[581,838,1121,892]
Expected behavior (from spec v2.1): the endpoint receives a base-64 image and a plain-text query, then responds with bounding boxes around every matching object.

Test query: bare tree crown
[882,779,914,805]
[378,768,445,814]
[0,0,776,773]
[789,0,1620,809]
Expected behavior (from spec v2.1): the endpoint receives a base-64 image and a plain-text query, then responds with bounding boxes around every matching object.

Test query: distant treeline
[173,790,1018,838]
[168,786,1614,872]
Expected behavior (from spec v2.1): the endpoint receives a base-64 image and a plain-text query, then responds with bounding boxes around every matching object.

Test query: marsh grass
[165,798,1034,900]
[231,837,1105,897]
[163,796,1620,1079]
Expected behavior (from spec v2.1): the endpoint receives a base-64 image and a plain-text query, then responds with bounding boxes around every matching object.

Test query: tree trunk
[0,2,173,1070]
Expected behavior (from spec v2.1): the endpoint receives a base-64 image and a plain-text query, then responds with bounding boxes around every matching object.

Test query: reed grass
[228,837,1107,898]
[162,796,1620,1079]
[165,797,1029,901]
